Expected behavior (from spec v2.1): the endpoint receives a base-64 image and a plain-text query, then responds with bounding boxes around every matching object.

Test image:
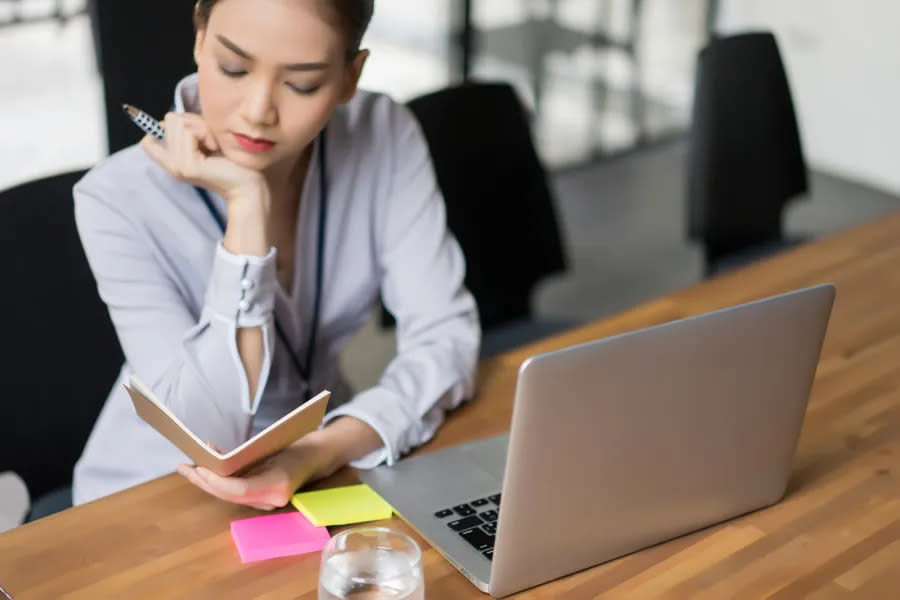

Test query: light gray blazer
[72,74,480,504]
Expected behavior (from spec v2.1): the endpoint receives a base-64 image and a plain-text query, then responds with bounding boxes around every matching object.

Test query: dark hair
[194,0,374,59]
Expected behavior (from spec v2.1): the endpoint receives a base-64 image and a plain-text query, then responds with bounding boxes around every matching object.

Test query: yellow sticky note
[290,484,394,527]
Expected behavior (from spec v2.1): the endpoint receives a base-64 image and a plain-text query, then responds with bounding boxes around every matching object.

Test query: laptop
[359,284,835,597]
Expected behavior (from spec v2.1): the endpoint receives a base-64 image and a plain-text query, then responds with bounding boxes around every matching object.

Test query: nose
[240,77,278,128]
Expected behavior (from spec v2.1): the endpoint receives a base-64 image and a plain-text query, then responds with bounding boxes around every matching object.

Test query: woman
[73,0,480,510]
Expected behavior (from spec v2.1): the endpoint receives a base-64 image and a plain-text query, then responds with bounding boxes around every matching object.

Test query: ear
[193,27,206,66]
[339,49,369,104]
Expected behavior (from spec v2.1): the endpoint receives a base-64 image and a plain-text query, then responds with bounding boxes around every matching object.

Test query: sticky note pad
[230,512,331,563]
[290,484,394,526]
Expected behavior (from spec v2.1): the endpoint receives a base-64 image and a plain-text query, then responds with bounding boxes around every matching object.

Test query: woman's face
[194,0,366,173]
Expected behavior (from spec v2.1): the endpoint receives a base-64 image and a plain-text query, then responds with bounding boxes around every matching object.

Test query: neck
[264,143,313,223]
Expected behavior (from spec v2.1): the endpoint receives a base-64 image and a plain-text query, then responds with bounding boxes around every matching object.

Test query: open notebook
[125,376,330,477]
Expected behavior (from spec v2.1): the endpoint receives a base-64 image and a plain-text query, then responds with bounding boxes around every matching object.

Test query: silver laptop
[360,284,835,597]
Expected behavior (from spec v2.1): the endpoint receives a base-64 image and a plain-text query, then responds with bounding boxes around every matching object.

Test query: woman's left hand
[177,417,384,510]
[177,438,334,511]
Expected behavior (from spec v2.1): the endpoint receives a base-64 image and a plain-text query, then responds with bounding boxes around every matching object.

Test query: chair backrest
[686,31,808,264]
[405,82,567,330]
[89,0,196,153]
[0,171,123,499]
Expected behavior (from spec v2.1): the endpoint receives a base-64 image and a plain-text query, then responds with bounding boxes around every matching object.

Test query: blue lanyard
[194,130,328,400]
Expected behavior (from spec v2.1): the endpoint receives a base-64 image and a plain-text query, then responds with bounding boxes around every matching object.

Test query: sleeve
[74,181,277,452]
[322,103,481,468]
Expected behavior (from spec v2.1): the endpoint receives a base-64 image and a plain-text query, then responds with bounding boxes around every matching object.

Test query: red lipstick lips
[233,133,275,153]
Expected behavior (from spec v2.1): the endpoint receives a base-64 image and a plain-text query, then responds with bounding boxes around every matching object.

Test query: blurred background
[1,0,899,390]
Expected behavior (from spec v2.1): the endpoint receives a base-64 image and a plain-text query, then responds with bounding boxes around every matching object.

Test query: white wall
[717,0,900,196]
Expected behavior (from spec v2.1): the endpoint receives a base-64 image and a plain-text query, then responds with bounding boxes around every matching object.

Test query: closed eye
[287,83,320,95]
[219,65,246,78]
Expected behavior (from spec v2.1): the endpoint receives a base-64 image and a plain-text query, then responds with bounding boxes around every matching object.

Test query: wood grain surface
[3,212,900,598]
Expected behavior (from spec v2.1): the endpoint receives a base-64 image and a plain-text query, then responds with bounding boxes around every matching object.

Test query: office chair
[382,82,569,357]
[0,170,124,520]
[686,32,809,276]
[87,0,196,153]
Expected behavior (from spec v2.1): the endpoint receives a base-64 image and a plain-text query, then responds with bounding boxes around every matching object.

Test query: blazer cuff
[204,243,276,327]
[322,390,404,469]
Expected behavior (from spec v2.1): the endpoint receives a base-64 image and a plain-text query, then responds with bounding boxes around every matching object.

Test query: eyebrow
[215,34,328,71]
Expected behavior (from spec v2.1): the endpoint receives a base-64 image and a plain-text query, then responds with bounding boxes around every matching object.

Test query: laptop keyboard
[433,493,501,561]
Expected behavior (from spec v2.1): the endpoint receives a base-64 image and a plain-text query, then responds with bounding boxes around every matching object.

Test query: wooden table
[4,212,900,598]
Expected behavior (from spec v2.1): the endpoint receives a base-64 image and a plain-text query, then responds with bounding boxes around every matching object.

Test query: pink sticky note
[230,512,331,563]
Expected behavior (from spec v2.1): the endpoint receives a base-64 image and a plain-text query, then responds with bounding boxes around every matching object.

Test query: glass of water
[318,527,424,600]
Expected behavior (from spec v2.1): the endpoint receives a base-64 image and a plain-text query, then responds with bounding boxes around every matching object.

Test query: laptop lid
[488,284,834,596]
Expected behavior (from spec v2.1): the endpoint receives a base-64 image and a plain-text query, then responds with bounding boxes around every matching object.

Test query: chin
[223,149,274,172]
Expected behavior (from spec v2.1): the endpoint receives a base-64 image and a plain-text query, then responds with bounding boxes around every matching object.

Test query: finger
[202,132,220,154]
[180,466,275,509]
[195,467,278,511]
[178,465,234,503]
[179,114,219,154]
[166,113,195,177]
[163,113,204,179]
[161,112,185,138]
[139,135,172,169]
[178,465,217,497]
[179,112,208,127]
[196,466,251,499]
[159,113,186,177]
[199,465,294,508]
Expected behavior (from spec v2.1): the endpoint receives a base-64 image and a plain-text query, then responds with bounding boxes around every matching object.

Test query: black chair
[383,82,569,357]
[87,0,196,153]
[686,32,809,276]
[0,170,123,516]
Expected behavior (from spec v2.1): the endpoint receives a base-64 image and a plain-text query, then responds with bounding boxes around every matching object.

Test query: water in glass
[318,548,424,600]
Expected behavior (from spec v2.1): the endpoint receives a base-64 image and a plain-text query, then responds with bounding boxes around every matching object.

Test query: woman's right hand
[140,113,272,256]
[140,112,267,209]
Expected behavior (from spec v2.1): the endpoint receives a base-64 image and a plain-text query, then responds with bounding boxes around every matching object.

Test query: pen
[0,583,15,599]
[122,104,165,141]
